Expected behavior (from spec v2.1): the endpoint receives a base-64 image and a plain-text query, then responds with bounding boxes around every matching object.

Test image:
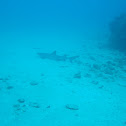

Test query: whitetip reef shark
[37,51,79,62]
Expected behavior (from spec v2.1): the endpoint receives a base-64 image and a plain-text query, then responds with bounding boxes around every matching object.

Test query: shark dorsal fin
[51,51,57,55]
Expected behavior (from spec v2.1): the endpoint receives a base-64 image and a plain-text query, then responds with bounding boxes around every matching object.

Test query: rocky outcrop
[109,13,126,51]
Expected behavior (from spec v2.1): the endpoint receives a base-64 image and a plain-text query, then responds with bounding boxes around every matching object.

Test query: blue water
[0,0,126,126]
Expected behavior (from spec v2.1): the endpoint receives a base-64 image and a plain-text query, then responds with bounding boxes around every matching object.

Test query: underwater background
[0,0,126,125]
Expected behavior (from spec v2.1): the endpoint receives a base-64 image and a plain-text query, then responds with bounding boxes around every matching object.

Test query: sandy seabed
[0,39,126,126]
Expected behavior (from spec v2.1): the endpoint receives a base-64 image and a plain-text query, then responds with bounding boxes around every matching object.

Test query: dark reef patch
[109,13,126,52]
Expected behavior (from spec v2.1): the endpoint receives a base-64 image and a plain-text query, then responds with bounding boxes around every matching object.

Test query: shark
[37,51,79,62]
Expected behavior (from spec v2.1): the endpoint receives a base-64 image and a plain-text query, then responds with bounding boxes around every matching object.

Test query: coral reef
[109,13,126,51]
